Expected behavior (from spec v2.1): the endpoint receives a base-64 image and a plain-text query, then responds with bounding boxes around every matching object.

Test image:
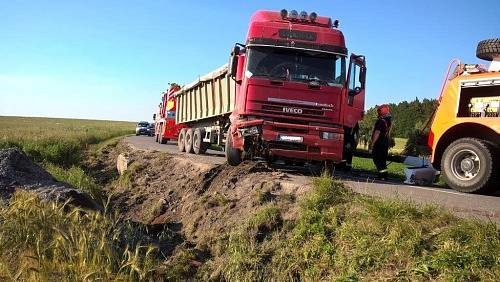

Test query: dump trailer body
[175,64,236,124]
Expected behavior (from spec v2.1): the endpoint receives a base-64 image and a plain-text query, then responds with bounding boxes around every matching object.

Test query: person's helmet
[377,104,391,117]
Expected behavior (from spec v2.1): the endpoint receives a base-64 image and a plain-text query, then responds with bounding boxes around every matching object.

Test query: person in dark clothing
[369,104,392,180]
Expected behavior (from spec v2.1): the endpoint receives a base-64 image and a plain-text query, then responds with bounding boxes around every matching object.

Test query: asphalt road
[126,135,500,223]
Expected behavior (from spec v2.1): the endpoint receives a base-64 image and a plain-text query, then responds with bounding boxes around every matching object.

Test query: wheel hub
[460,158,474,172]
[451,149,480,180]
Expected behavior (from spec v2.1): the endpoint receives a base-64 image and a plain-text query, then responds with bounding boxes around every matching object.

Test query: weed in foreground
[0,191,164,281]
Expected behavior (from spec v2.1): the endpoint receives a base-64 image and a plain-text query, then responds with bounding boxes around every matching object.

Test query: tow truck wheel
[441,138,495,193]
[225,132,242,166]
[185,129,194,153]
[178,128,186,152]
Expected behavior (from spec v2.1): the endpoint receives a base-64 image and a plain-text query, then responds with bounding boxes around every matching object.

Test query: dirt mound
[0,148,101,210]
[107,145,311,247]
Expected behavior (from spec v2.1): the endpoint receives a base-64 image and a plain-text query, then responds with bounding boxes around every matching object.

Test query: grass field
[0,116,134,166]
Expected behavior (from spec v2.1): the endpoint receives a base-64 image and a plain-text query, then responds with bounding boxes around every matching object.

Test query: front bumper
[136,128,150,135]
[235,119,344,161]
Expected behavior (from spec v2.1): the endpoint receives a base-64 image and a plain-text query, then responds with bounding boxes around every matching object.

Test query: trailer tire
[185,128,194,153]
[178,128,186,152]
[225,133,242,166]
[193,128,208,154]
[476,38,500,61]
[441,138,495,193]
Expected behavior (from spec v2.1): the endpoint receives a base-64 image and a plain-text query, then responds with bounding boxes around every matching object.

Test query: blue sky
[1,0,499,122]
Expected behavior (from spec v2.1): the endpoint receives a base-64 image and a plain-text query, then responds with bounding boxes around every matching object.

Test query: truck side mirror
[229,45,240,79]
[349,87,362,96]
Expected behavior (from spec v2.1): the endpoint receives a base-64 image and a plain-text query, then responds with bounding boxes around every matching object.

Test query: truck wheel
[185,128,194,153]
[193,128,208,154]
[476,38,500,61]
[441,138,495,193]
[178,128,186,152]
[225,132,242,166]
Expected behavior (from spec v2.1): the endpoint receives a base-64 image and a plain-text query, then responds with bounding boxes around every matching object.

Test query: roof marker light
[299,11,308,20]
[309,12,317,22]
[280,9,288,19]
[289,10,298,19]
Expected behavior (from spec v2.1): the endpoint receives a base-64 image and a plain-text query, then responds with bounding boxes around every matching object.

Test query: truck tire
[476,38,500,61]
[178,128,186,152]
[441,138,495,193]
[185,128,194,153]
[193,128,208,155]
[225,133,242,166]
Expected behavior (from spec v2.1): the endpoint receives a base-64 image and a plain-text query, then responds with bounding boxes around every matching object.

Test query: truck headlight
[320,132,339,140]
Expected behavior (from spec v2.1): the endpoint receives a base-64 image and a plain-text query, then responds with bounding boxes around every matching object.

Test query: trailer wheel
[476,38,500,61]
[441,138,495,193]
[225,132,242,166]
[185,129,194,153]
[178,128,186,152]
[193,128,208,155]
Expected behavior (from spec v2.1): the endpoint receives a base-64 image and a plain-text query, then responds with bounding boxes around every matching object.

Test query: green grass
[390,137,407,154]
[208,175,499,281]
[0,116,169,280]
[352,156,407,180]
[0,116,134,166]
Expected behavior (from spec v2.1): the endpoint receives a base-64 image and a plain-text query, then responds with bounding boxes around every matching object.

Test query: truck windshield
[246,46,346,87]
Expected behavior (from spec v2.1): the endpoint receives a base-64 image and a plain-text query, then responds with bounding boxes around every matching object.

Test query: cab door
[344,54,366,128]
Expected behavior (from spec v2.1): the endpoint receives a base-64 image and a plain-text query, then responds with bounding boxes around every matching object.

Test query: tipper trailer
[173,9,367,166]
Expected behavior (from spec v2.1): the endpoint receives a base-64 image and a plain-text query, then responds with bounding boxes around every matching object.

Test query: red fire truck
[153,84,185,144]
[168,9,366,167]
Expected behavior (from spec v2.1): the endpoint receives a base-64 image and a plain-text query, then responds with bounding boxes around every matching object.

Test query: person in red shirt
[369,104,392,180]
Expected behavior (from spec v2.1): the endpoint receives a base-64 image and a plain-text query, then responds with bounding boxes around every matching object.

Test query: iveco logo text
[283,107,303,114]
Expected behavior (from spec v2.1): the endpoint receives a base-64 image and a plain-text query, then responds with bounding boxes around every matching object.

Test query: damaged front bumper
[233,118,344,161]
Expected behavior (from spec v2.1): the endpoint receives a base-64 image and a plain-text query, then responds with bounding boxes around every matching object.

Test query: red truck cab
[227,10,366,165]
[154,84,185,144]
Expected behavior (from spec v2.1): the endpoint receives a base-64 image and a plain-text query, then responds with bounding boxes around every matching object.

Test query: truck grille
[268,141,307,151]
[250,100,331,122]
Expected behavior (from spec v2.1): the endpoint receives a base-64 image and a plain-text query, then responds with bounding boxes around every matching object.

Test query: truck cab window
[246,46,346,87]
[349,63,362,90]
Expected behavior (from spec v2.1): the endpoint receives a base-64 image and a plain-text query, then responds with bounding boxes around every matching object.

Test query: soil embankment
[100,142,312,246]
